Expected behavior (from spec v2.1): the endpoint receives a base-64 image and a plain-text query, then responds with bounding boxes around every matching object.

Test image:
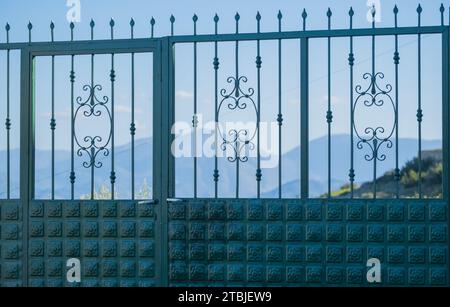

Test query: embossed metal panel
[27,200,157,287]
[168,199,448,286]
[0,200,23,287]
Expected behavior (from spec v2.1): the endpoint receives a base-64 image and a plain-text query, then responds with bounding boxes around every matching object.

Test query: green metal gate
[0,4,449,287]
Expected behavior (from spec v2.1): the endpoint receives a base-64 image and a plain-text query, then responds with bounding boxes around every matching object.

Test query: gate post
[442,27,449,200]
[442,28,450,277]
[300,37,309,199]
[19,48,34,286]
[157,37,175,286]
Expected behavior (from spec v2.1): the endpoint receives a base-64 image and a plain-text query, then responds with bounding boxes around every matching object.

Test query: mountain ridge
[0,134,441,198]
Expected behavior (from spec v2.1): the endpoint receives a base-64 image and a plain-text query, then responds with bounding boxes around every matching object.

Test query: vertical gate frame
[300,37,309,199]
[442,27,449,201]
[442,27,450,282]
[20,47,33,286]
[19,39,164,286]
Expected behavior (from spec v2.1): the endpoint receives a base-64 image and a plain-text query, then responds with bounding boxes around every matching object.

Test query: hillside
[327,149,443,198]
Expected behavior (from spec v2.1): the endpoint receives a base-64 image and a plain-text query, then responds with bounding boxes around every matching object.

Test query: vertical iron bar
[256,12,262,198]
[417,5,423,198]
[50,22,55,200]
[277,11,283,199]
[349,8,355,198]
[193,14,198,199]
[394,6,401,198]
[70,22,75,200]
[90,20,95,199]
[235,12,240,199]
[110,19,116,200]
[300,11,309,199]
[5,23,10,199]
[213,14,219,198]
[369,6,378,199]
[326,8,333,198]
[131,19,136,200]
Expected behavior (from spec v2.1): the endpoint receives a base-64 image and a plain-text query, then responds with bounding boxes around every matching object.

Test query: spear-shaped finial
[50,21,55,42]
[130,18,135,38]
[70,22,74,41]
[327,8,332,30]
[278,10,282,32]
[90,19,95,40]
[349,7,354,29]
[417,4,422,26]
[110,18,115,39]
[235,12,240,33]
[28,21,32,43]
[213,13,219,35]
[5,23,10,43]
[256,11,261,33]
[302,9,307,31]
[394,5,399,27]
[440,3,445,26]
[417,3,423,14]
[150,17,155,38]
[371,5,376,28]
[170,15,175,35]
[193,14,198,35]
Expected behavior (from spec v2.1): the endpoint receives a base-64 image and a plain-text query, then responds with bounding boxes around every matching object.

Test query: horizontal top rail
[169,26,447,43]
[0,38,159,55]
[0,26,446,52]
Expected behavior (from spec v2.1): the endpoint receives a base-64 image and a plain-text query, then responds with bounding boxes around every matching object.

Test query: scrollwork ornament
[353,72,396,163]
[73,84,112,169]
[217,76,257,163]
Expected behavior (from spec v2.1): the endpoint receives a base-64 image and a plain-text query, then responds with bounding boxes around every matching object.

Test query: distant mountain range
[0,135,441,199]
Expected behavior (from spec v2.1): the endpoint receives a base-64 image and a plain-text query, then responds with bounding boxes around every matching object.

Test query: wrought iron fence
[170,4,448,200]
[0,2,449,289]
[0,3,448,201]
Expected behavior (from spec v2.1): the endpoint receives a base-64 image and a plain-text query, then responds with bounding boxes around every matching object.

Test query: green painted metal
[300,37,309,200]
[0,200,23,286]
[27,200,157,287]
[168,199,448,286]
[0,8,449,287]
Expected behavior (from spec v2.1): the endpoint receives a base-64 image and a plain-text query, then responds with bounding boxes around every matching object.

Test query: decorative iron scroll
[217,76,257,163]
[353,72,396,162]
[74,84,112,169]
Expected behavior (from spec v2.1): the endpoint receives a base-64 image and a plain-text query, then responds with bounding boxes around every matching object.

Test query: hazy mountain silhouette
[0,134,441,199]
